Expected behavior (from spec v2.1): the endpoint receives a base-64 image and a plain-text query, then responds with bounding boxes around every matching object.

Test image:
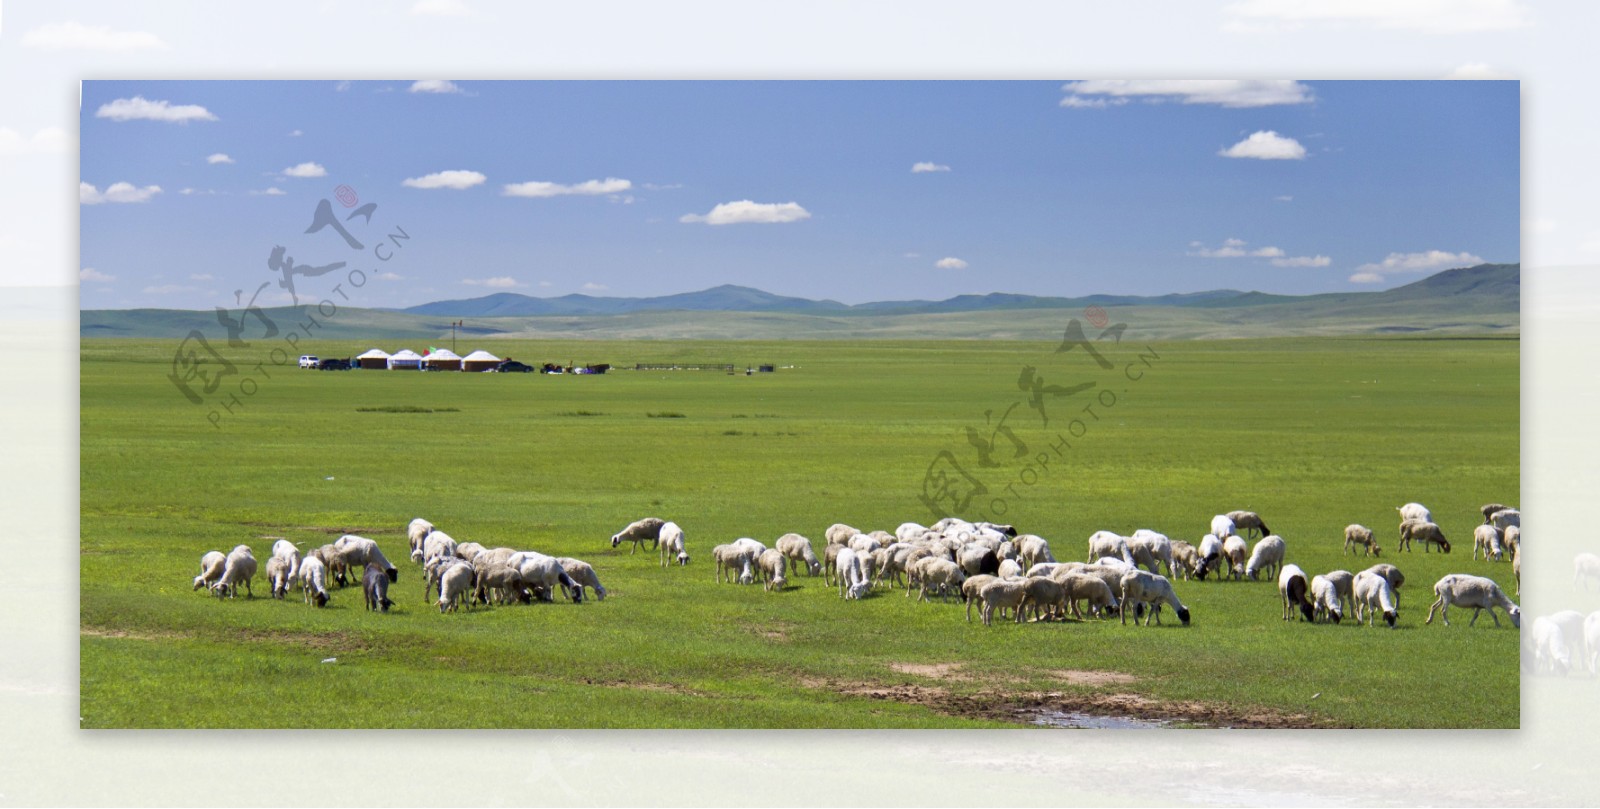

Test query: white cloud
[80,182,162,205]
[250,187,287,196]
[282,162,327,178]
[935,257,969,270]
[1447,62,1515,80]
[410,80,463,94]
[335,81,352,92]
[403,170,487,190]
[912,162,951,173]
[22,21,166,51]
[189,273,214,281]
[538,281,553,287]
[1354,250,1486,280]
[206,153,234,164]
[79,267,116,284]
[463,277,521,288]
[679,200,811,225]
[1348,272,1386,284]
[1061,80,1313,108]
[1271,255,1333,267]
[582,282,609,292]
[95,96,217,123]
[504,177,632,198]
[1190,238,1304,260]
[411,0,472,14]
[288,129,303,137]
[375,272,404,281]
[1220,130,1307,160]
[142,284,194,295]
[1274,195,1294,202]
[903,252,921,259]
[1222,0,1533,34]
[641,182,683,191]
[0,127,69,156]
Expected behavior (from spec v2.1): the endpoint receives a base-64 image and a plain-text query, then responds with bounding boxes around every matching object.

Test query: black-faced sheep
[1118,570,1190,626]
[1277,563,1315,622]
[1245,536,1286,581]
[957,543,1001,577]
[1343,524,1380,557]
[1398,520,1450,554]
[308,542,350,588]
[193,550,226,591]
[1425,574,1519,628]
[1226,510,1271,539]
[363,563,394,612]
[610,517,666,554]
[511,551,582,603]
[658,521,689,568]
[1195,534,1224,581]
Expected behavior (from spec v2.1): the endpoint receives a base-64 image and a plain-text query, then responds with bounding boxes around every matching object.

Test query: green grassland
[80,334,1520,728]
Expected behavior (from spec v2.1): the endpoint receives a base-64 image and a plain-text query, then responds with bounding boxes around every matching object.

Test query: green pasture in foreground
[80,335,1520,728]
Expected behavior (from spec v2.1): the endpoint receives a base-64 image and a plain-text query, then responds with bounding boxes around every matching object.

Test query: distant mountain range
[81,263,1519,341]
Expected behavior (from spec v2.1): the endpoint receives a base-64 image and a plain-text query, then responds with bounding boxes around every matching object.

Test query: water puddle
[1028,709,1173,729]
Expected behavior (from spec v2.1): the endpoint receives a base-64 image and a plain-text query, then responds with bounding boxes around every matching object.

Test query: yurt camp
[354,348,391,370]
[460,349,502,372]
[387,349,423,370]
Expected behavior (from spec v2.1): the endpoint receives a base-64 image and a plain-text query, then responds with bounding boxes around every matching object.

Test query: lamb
[978,579,1028,626]
[193,550,226,591]
[271,538,302,582]
[513,551,583,602]
[1360,563,1406,608]
[917,558,966,603]
[1055,572,1119,619]
[363,563,394,612]
[424,555,473,601]
[412,529,457,565]
[1278,563,1316,622]
[1344,524,1380,557]
[1396,502,1432,525]
[1532,616,1572,675]
[474,563,531,606]
[1323,569,1357,617]
[1398,520,1451,554]
[1480,503,1511,524]
[610,517,666,554]
[1169,540,1201,580]
[712,544,756,585]
[658,521,689,567]
[557,557,607,601]
[1016,534,1056,569]
[1221,535,1249,581]
[998,559,1024,580]
[1210,514,1236,541]
[1489,508,1520,530]
[756,548,788,592]
[1129,530,1174,577]
[1353,569,1399,628]
[1086,530,1134,565]
[1226,511,1271,539]
[266,556,292,600]
[1118,570,1190,626]
[1020,576,1068,622]
[1425,574,1520,628]
[1195,534,1224,581]
[836,547,870,600]
[211,545,257,599]
[333,534,399,582]
[1309,575,1342,624]
[1472,525,1505,562]
[960,574,1000,622]
[407,517,434,558]
[825,523,859,547]
[1245,536,1287,581]
[1575,553,1600,590]
[298,555,329,607]
[775,533,820,576]
[436,559,476,613]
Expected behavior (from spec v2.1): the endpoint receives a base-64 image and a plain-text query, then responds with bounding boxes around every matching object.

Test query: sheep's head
[1508,607,1522,628]
[1370,544,1382,557]
[610,534,622,548]
[678,552,691,566]
[1383,610,1397,628]
[1329,608,1342,625]
[387,567,399,584]
[1299,602,1316,623]
[1439,539,1452,553]
[313,591,329,608]
[192,576,208,591]
[1176,607,1191,626]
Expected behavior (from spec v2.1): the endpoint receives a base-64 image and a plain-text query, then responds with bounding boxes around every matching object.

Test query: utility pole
[452,319,461,354]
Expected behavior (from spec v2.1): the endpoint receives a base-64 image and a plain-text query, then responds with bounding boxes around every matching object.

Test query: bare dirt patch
[80,626,184,642]
[889,662,972,680]
[1046,669,1139,686]
[235,628,372,653]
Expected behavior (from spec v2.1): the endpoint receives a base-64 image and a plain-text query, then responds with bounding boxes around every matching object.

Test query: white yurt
[354,348,391,370]
[460,349,502,372]
[388,349,423,370]
[421,348,463,371]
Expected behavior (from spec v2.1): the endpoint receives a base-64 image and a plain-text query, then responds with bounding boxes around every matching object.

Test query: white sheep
[299,555,329,607]
[1323,569,1357,617]
[1128,529,1173,576]
[1086,530,1134,565]
[712,543,756,585]
[1396,502,1432,525]
[1278,563,1315,622]
[848,533,882,555]
[1196,534,1224,581]
[1053,565,1124,614]
[437,559,476,613]
[1472,525,1505,562]
[824,523,859,547]
[836,547,870,600]
[756,548,788,592]
[271,538,302,582]
[997,558,1024,579]
[1016,534,1056,569]
[960,574,1000,622]
[1020,576,1068,622]
[775,533,820,576]
[474,562,530,606]
[456,541,486,563]
[872,544,914,590]
[1425,574,1520,628]
[1504,525,1521,557]
[978,579,1028,626]
[1360,563,1406,608]
[1246,536,1287,581]
[193,550,226,591]
[211,545,257,599]
[895,522,929,542]
[407,517,434,558]
[1169,540,1200,580]
[1309,574,1342,623]
[1119,570,1190,626]
[1055,571,1119,619]
[957,543,1000,577]
[512,551,583,602]
[1512,542,1521,597]
[658,521,689,568]
[917,558,966,603]
[1353,569,1399,628]
[1490,508,1520,530]
[610,517,667,554]
[1343,524,1380,557]
[1210,514,1236,541]
[1221,535,1249,581]
[333,535,399,582]
[424,555,473,602]
[1548,610,1590,673]
[1398,520,1452,554]
[557,557,607,601]
[1574,553,1600,590]
[266,556,292,600]
[412,529,457,565]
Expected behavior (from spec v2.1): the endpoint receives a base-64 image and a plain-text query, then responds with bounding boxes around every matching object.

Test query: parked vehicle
[298,355,319,369]
[317,358,352,371]
[495,360,534,373]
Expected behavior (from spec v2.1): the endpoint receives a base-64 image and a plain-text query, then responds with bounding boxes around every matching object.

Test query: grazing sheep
[1020,576,1068,622]
[308,543,350,588]
[1279,563,1316,622]
[1310,575,1343,624]
[1226,511,1271,539]
[1512,542,1521,596]
[837,547,870,600]
[917,558,966,603]
[456,541,485,563]
[895,522,930,542]
[1086,531,1134,565]
[333,535,399,582]
[512,552,583,603]
[1489,509,1520,530]
[1323,570,1357,617]
[1504,525,1520,555]
[363,563,394,612]
[1119,570,1190,626]
[557,557,607,601]
[1532,616,1573,675]
[871,545,912,590]
[610,517,666,554]
[1195,534,1224,581]
[1128,530,1174,577]
[1397,502,1432,525]
[658,522,689,568]
[193,550,226,591]
[961,574,1000,622]
[848,533,882,556]
[956,543,1001,577]
[755,548,788,592]
[1344,524,1380,557]
[271,538,302,582]
[212,545,257,599]
[1398,520,1451,554]
[1056,572,1119,619]
[1169,540,1201,580]
[1586,611,1600,676]
[1353,570,1399,628]
[1246,536,1287,581]
[437,559,476,613]
[1360,563,1406,608]
[474,563,530,606]
[825,523,859,547]
[424,555,472,601]
[1221,535,1249,581]
[712,544,757,585]
[823,542,844,586]
[299,556,329,607]
[978,522,1018,538]
[265,556,291,600]
[1204,513,1232,539]
[1472,525,1505,562]
[412,530,457,565]
[1016,534,1056,569]
[998,558,1024,580]
[1480,503,1511,524]
[978,579,1028,626]
[407,517,434,558]
[1575,553,1600,590]
[1425,574,1520,628]
[775,533,820,576]
[1060,563,1128,607]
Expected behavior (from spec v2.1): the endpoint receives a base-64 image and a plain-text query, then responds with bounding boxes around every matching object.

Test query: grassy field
[80,333,1520,728]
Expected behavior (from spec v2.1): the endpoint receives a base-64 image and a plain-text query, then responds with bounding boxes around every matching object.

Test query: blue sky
[79,79,1519,309]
